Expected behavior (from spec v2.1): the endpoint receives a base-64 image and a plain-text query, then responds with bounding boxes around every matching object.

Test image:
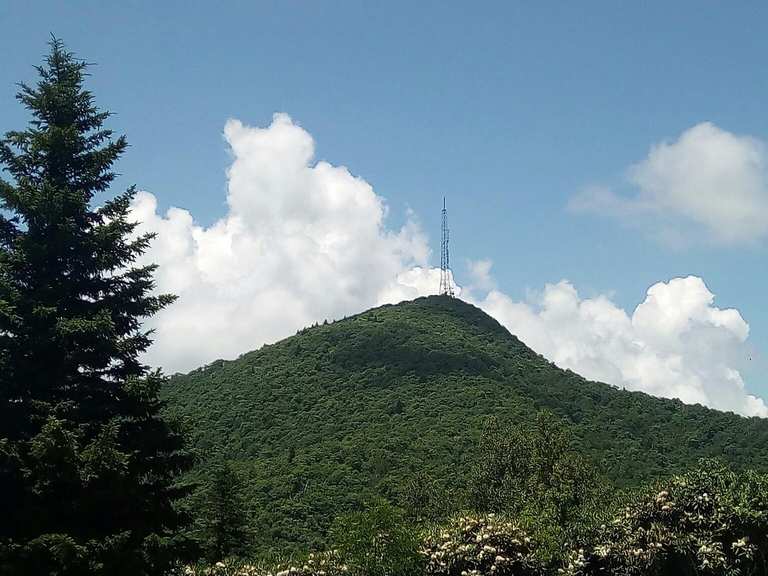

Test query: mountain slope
[162,295,768,553]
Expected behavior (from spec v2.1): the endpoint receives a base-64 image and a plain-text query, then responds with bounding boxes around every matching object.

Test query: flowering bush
[562,460,768,575]
[179,560,264,576]
[270,551,350,576]
[421,514,545,576]
[180,551,348,576]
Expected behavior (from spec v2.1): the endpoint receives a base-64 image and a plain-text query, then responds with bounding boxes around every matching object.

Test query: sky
[2,1,768,416]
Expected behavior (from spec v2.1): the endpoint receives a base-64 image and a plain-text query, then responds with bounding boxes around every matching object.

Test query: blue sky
[2,2,768,411]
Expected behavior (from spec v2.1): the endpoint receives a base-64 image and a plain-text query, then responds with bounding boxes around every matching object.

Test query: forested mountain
[162,295,768,554]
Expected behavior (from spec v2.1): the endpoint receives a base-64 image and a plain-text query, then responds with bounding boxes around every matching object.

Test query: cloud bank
[570,122,768,245]
[131,114,765,417]
[472,274,766,417]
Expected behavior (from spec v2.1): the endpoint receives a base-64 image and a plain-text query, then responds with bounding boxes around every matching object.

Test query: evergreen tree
[201,461,249,561]
[0,39,192,575]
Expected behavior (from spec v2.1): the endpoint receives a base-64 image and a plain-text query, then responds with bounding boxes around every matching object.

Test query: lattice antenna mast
[439,197,455,296]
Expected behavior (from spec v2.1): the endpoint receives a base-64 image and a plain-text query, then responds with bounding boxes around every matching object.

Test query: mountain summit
[163,295,768,552]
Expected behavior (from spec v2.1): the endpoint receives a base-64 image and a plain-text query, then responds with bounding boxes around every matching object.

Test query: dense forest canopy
[163,295,768,555]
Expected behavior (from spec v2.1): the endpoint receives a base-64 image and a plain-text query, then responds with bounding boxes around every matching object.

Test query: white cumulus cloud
[465,258,496,293]
[473,275,766,417]
[131,113,435,373]
[570,122,768,245]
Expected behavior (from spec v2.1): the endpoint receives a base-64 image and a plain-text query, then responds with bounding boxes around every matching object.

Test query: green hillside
[162,295,768,554]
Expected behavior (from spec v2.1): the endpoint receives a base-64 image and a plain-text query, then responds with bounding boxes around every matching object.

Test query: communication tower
[439,198,455,297]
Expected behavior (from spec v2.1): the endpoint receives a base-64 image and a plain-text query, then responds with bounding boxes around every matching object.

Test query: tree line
[190,415,768,575]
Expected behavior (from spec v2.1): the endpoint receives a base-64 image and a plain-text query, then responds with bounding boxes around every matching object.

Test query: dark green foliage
[330,501,423,576]
[400,471,452,523]
[0,39,191,575]
[567,460,768,575]
[189,459,768,576]
[200,461,250,562]
[467,412,608,562]
[163,295,768,556]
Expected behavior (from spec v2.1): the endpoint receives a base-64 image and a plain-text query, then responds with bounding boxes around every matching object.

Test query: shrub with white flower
[270,551,350,576]
[179,551,348,576]
[421,513,545,576]
[562,460,768,575]
[179,559,265,576]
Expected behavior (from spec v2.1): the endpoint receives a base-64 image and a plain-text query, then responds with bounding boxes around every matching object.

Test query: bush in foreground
[563,460,768,575]
[421,514,544,576]
[180,551,347,576]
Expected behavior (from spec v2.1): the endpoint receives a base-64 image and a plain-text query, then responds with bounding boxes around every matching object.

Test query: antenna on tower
[439,197,455,297]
